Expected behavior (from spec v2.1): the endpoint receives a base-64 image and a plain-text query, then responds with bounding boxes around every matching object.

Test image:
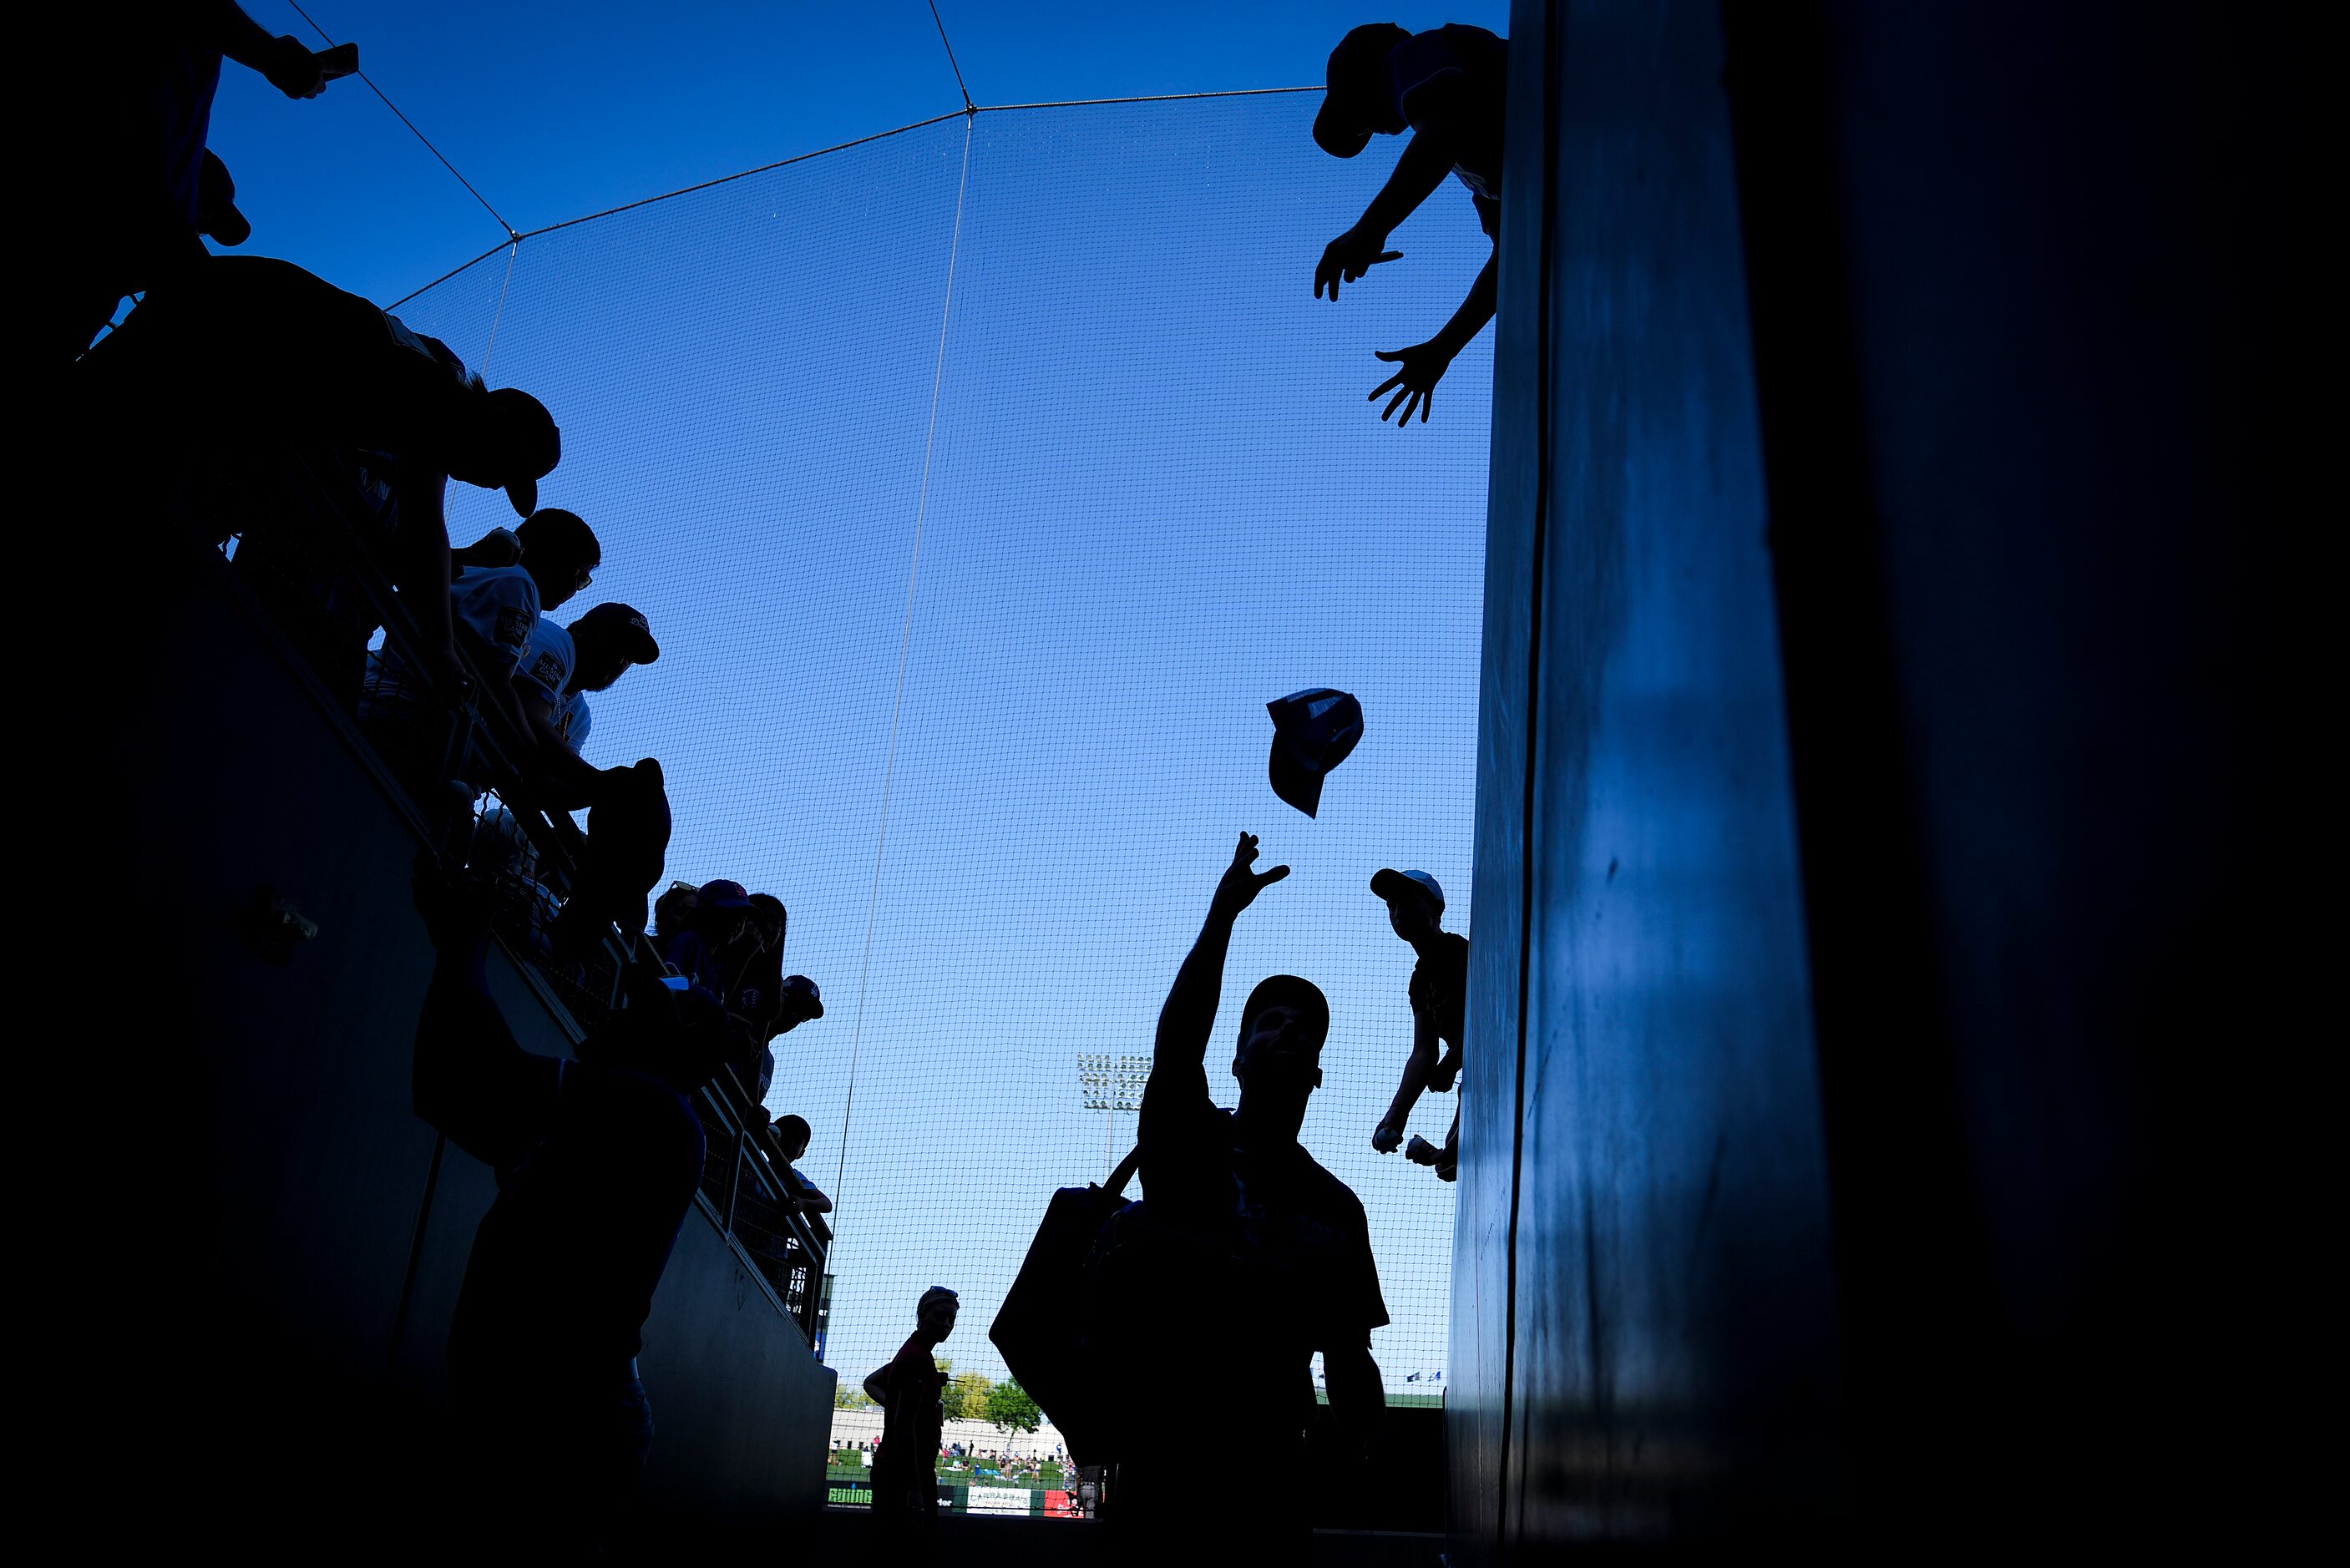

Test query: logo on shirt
[495,606,533,650]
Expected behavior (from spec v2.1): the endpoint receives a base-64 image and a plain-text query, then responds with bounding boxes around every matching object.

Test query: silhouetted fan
[1267,687,1364,817]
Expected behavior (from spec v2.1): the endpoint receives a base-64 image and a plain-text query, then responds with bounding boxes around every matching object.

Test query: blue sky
[214,3,1504,1399]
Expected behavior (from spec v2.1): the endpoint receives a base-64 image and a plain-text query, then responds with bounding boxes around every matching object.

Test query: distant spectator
[96,257,563,696]
[47,3,348,360]
[865,1287,957,1557]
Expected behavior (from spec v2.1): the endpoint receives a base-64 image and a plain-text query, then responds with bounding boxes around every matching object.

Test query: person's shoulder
[458,563,540,606]
[1294,1146,1370,1227]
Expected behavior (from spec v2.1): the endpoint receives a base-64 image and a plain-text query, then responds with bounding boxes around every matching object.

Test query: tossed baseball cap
[782,974,823,1019]
[1267,687,1365,818]
[571,601,661,664]
[1237,974,1331,1050]
[484,387,560,517]
[697,878,752,910]
[1371,867,1445,912]
[1314,23,1411,159]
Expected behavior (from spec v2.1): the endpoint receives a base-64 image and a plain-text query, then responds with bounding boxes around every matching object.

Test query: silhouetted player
[1119,832,1388,1557]
[411,858,726,1553]
[1312,22,1508,426]
[1369,869,1465,1181]
[865,1286,958,1558]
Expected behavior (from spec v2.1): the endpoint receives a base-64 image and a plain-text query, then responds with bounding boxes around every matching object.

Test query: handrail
[180,441,828,1345]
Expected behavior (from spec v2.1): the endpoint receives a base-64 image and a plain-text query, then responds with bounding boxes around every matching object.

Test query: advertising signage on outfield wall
[824,1481,1078,1517]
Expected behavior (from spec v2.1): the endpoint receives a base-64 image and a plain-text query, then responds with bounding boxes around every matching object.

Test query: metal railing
[184,439,829,1344]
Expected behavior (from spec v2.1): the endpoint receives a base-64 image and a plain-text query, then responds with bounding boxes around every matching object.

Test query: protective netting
[398,90,1489,1464]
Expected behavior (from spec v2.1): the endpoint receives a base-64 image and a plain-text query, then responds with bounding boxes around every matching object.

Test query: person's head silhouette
[772,1113,812,1162]
[566,602,661,694]
[1232,973,1332,1127]
[1313,23,1414,158]
[916,1285,959,1346]
[514,508,602,614]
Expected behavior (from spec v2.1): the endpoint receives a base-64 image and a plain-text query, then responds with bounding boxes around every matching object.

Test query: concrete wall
[1454,0,2315,1555]
[68,539,832,1543]
[1453,1,1841,1554]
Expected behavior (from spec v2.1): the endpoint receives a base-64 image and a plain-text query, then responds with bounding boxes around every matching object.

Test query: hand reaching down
[1315,230,1404,301]
[1370,339,1458,427]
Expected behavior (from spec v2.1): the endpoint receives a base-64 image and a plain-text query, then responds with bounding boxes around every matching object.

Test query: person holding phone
[48,4,359,360]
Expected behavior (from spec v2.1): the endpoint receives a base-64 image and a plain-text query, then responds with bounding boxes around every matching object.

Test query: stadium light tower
[1076,1051,1149,1180]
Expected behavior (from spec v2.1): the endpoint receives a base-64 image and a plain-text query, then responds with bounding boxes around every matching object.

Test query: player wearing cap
[1310,21,1508,427]
[1370,868,1467,1181]
[1119,832,1389,1556]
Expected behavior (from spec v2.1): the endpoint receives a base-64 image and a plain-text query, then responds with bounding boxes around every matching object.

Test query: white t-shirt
[361,564,542,724]
[516,615,594,753]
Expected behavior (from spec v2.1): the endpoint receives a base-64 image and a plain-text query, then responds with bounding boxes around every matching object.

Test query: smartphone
[317,42,360,81]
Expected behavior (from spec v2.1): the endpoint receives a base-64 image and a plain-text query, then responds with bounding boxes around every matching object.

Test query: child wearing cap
[1310,22,1509,427]
[1370,867,1467,1181]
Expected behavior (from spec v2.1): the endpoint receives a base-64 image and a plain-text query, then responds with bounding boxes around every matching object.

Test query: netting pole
[828,109,979,1243]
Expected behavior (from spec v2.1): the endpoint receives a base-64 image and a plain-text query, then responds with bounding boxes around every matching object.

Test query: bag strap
[1104,1143,1142,1197]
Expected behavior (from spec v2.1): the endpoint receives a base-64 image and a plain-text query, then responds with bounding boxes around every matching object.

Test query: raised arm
[1154,832,1291,1070]
[208,3,332,99]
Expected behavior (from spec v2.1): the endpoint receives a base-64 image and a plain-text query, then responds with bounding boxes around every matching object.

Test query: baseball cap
[571,602,661,665]
[1237,974,1330,1050]
[1314,23,1411,159]
[782,974,823,1019]
[1266,687,1365,818]
[697,878,752,910]
[1371,867,1445,912]
[484,387,560,517]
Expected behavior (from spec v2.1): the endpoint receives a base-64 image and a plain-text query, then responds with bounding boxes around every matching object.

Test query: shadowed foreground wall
[1455,0,2315,1555]
[56,541,832,1548]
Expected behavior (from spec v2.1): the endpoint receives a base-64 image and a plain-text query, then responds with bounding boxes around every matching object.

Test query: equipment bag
[987,1144,1141,1466]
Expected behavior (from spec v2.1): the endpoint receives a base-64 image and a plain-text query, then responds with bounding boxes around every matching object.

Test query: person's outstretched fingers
[1257,863,1291,887]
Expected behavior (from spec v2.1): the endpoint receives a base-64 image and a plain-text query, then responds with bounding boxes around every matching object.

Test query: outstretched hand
[1315,230,1404,302]
[1209,832,1291,920]
[1370,339,1456,427]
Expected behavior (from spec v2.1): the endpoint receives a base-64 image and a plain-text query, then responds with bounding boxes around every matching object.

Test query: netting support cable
[829,110,978,1229]
[925,0,977,113]
[975,84,1322,114]
[386,90,1324,309]
[478,241,520,373]
[284,2,519,240]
